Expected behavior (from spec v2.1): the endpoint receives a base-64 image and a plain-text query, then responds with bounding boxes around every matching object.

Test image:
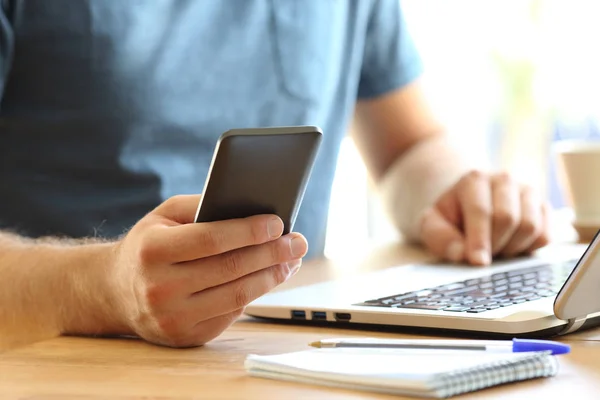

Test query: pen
[309,338,571,355]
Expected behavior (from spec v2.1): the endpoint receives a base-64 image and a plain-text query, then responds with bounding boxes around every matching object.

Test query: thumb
[420,207,466,263]
[153,194,203,224]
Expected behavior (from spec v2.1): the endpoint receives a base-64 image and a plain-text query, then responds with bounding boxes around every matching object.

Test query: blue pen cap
[512,338,571,355]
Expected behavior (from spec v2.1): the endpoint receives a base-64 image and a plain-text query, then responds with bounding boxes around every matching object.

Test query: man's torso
[0,0,378,258]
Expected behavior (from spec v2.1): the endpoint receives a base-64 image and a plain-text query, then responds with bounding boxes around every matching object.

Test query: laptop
[245,232,600,338]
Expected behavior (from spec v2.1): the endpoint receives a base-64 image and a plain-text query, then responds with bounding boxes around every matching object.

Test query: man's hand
[419,171,550,266]
[107,194,308,348]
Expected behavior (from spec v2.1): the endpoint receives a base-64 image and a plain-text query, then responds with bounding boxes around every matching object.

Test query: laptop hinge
[557,315,588,335]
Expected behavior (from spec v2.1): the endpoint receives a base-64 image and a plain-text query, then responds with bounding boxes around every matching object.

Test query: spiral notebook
[244,347,559,398]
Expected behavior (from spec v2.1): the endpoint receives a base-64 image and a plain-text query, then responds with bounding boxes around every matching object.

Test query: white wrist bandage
[377,135,481,243]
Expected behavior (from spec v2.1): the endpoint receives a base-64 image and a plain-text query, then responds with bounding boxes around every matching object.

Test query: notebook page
[245,348,556,394]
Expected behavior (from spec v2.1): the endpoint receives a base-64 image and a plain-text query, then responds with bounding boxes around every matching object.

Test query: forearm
[0,232,129,349]
[377,134,481,242]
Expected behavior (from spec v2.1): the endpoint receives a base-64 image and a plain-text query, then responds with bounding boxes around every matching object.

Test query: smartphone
[194,126,322,234]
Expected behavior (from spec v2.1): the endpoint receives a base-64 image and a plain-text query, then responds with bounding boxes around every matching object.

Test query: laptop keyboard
[356,260,577,313]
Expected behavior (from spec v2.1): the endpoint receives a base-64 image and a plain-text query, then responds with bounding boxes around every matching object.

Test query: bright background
[324,0,600,260]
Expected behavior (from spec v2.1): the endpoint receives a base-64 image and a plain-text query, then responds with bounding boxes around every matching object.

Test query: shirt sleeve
[357,0,423,99]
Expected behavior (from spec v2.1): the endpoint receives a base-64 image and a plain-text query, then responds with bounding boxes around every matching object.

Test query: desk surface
[2,241,600,400]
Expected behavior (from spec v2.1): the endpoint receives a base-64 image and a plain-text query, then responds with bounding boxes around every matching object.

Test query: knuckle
[143,282,170,308]
[537,234,550,248]
[222,251,244,278]
[271,264,288,285]
[137,236,160,266]
[457,170,486,190]
[471,203,491,219]
[465,169,486,182]
[248,218,267,244]
[492,209,516,229]
[494,171,512,183]
[249,218,264,243]
[164,194,185,208]
[142,278,181,308]
[198,229,226,253]
[518,219,537,236]
[234,285,253,308]
[154,195,184,217]
[269,240,285,262]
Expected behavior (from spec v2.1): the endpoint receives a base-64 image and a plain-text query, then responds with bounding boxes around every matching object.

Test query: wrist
[377,135,478,242]
[54,241,133,337]
[0,234,134,349]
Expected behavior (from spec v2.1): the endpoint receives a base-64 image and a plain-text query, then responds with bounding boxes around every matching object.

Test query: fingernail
[268,218,283,238]
[472,249,491,265]
[290,236,307,258]
[446,241,464,262]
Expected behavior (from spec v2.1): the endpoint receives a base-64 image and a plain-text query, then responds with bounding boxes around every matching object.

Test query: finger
[188,307,246,346]
[185,261,301,322]
[524,201,551,253]
[458,171,492,265]
[182,233,308,292]
[153,194,203,224]
[500,186,543,257]
[490,173,520,255]
[156,308,245,348]
[420,207,466,263]
[434,189,463,229]
[142,214,285,264]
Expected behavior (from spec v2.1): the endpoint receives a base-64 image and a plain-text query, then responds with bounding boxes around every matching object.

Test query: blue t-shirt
[0,0,422,259]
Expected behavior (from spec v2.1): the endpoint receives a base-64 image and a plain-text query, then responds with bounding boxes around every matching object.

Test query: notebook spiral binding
[433,352,559,398]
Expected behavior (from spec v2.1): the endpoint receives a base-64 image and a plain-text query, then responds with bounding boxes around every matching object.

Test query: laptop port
[334,312,351,322]
[291,310,306,320]
[312,311,327,321]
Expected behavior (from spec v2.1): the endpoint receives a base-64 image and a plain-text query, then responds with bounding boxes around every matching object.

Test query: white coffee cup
[554,140,600,240]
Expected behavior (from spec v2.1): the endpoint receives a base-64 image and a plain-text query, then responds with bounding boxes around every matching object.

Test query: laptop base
[245,313,600,340]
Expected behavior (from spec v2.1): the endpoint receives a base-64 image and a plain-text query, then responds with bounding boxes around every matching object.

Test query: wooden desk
[1,242,600,400]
